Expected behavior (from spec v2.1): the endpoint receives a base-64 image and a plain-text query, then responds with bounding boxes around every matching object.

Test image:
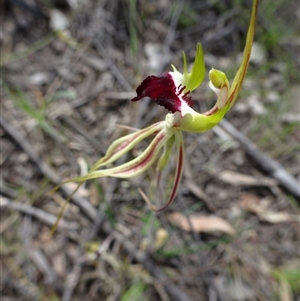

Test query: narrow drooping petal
[154,131,185,212]
[157,135,176,172]
[68,128,173,182]
[132,73,193,114]
[91,122,164,171]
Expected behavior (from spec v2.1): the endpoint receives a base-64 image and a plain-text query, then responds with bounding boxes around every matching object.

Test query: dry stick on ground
[62,263,82,301]
[1,115,196,301]
[0,196,79,233]
[62,116,107,155]
[0,115,97,220]
[220,119,300,199]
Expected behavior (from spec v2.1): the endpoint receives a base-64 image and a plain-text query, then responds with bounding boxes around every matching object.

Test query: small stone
[265,91,280,104]
[280,113,300,124]
[50,9,69,31]
[28,72,50,86]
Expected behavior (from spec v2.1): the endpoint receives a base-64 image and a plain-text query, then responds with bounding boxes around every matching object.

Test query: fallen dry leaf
[239,193,299,224]
[259,211,299,224]
[218,170,277,187]
[167,213,235,235]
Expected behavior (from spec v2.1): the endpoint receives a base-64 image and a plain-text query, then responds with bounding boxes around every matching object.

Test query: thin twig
[28,248,57,285]
[62,263,82,301]
[94,41,132,92]
[219,119,300,199]
[62,116,106,154]
[0,196,79,232]
[0,115,97,220]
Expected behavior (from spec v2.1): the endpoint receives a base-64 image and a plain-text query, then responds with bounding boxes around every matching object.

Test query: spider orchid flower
[66,0,258,211]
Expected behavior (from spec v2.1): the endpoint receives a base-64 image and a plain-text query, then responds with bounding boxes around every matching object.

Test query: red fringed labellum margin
[132,73,193,114]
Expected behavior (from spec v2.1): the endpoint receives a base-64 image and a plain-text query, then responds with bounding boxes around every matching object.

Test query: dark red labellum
[131,73,193,113]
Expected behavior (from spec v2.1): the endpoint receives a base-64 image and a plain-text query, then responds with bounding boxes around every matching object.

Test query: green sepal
[228,0,258,107]
[171,43,205,92]
[157,134,176,172]
[183,43,206,92]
